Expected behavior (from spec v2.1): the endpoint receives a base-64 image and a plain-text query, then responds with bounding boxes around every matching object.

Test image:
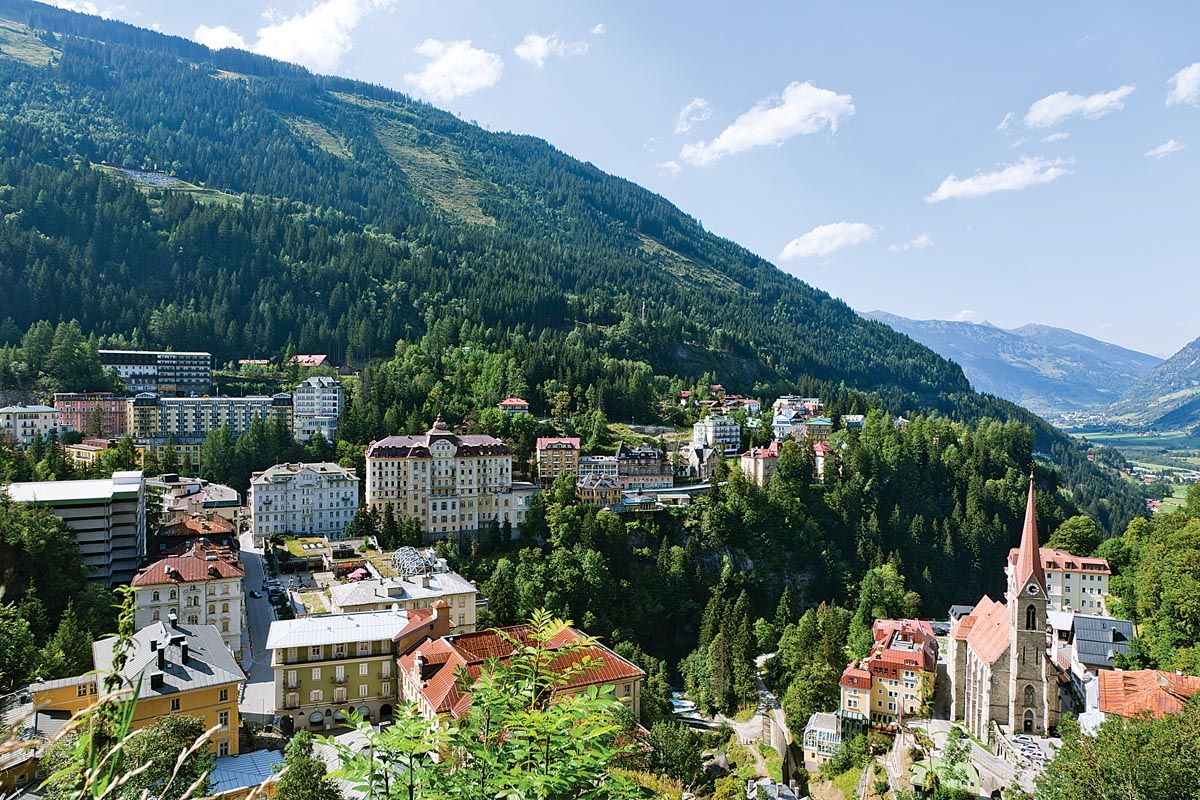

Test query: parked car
[249,590,262,599]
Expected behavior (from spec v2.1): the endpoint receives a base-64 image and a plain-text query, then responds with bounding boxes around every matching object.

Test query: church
[947,478,1061,740]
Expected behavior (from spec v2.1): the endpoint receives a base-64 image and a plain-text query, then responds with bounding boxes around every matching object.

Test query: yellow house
[838,619,937,728]
[31,621,245,758]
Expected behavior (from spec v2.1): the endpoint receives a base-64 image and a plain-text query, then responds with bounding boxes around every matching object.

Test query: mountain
[1109,333,1200,428]
[0,1,1147,532]
[863,312,1161,416]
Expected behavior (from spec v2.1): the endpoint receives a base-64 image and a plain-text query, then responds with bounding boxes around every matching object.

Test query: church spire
[1013,474,1046,593]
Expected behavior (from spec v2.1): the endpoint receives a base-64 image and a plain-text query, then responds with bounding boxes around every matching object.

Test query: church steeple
[1012,475,1046,593]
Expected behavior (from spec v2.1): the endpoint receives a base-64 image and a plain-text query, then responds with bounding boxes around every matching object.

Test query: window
[381,682,392,696]
[1023,684,1036,707]
[1025,605,1038,631]
[312,668,322,681]
[310,645,322,659]
[222,602,229,613]
[218,710,229,728]
[170,698,181,712]
[218,741,229,757]
[287,671,298,689]
[152,610,160,621]
[310,689,324,703]
[152,591,160,602]
[169,589,177,600]
[359,684,369,698]
[222,620,229,632]
[77,684,90,697]
[219,688,229,702]
[359,663,369,676]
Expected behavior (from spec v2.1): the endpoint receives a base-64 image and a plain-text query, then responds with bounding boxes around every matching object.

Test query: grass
[733,704,757,723]
[723,737,760,781]
[286,116,353,160]
[0,20,58,66]
[298,591,329,615]
[284,536,327,558]
[366,552,397,578]
[831,766,861,799]
[759,742,783,783]
[1078,429,1200,451]
[93,163,240,205]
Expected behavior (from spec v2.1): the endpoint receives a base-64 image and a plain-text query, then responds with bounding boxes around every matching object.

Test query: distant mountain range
[863,312,1162,416]
[1109,333,1200,428]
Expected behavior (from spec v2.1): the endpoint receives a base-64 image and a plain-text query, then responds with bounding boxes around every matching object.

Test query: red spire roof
[1013,477,1047,593]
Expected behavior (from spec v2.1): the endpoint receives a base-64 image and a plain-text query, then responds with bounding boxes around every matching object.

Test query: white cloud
[44,0,122,16]
[997,112,1015,133]
[1167,62,1200,106]
[657,160,682,176]
[951,309,978,322]
[514,33,588,68]
[778,222,876,261]
[674,98,712,134]
[405,39,503,101]
[1007,137,1028,149]
[1024,85,1135,127]
[888,233,934,253]
[1043,132,1069,143]
[195,0,394,73]
[679,81,854,167]
[925,156,1070,203]
[591,23,606,35]
[1145,138,1185,159]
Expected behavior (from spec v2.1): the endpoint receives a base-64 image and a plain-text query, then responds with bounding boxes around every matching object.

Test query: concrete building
[0,404,62,447]
[146,473,242,526]
[131,541,245,660]
[536,437,580,487]
[364,415,534,538]
[578,454,619,480]
[99,349,212,396]
[6,471,146,585]
[838,619,938,729]
[265,606,450,732]
[801,416,833,443]
[249,462,359,540]
[328,566,478,631]
[692,414,740,456]
[292,376,344,444]
[1006,547,1111,614]
[615,443,672,490]
[53,392,128,437]
[128,392,293,446]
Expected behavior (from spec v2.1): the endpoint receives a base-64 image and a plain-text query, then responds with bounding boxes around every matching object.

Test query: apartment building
[576,475,622,507]
[615,443,673,490]
[293,376,344,443]
[578,455,618,479]
[0,404,63,447]
[130,541,245,661]
[99,349,212,396]
[328,565,478,631]
[31,621,244,757]
[6,471,146,585]
[53,392,129,437]
[692,414,740,456]
[249,462,359,540]
[536,437,580,487]
[128,392,293,445]
[839,619,938,728]
[1006,547,1111,614]
[740,441,781,487]
[364,415,536,537]
[265,605,449,732]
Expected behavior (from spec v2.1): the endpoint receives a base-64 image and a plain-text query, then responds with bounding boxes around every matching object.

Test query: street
[239,531,279,724]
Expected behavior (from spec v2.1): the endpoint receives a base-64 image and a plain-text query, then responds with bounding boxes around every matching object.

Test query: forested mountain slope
[0,0,1145,532]
[1109,333,1200,428]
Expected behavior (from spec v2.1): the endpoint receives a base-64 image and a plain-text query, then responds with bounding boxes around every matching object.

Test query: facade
[131,541,245,660]
[801,416,833,442]
[31,621,244,757]
[497,397,529,415]
[0,404,62,446]
[265,606,450,732]
[147,474,242,525]
[292,376,344,443]
[692,414,740,456]
[54,392,128,437]
[99,349,212,396]
[128,392,293,446]
[947,480,1061,739]
[578,455,619,479]
[249,462,359,539]
[6,471,146,585]
[576,475,622,507]
[1048,611,1134,705]
[802,712,842,768]
[364,416,532,537]
[536,437,581,487]
[772,395,823,416]
[838,619,938,728]
[1006,547,1111,614]
[842,414,866,431]
[328,569,478,631]
[771,410,806,441]
[399,624,645,720]
[740,441,781,487]
[685,443,720,481]
[615,443,673,490]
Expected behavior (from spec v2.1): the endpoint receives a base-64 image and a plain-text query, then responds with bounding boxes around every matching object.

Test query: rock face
[863,312,1161,416]
[1109,333,1200,428]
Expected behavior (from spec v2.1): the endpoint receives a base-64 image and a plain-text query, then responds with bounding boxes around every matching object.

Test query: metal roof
[265,609,417,650]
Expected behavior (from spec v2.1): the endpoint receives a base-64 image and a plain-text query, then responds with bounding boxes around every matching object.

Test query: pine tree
[274,730,341,800]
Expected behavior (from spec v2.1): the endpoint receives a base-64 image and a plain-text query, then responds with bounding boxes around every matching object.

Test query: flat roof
[6,472,142,504]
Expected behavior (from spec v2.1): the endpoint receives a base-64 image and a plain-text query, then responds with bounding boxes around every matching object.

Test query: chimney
[157,649,166,669]
[432,601,450,637]
[150,672,164,690]
[180,642,190,663]
[168,610,178,628]
[421,574,430,589]
[150,639,159,652]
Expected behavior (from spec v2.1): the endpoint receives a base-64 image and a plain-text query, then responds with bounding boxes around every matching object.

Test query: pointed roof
[1013,477,1047,593]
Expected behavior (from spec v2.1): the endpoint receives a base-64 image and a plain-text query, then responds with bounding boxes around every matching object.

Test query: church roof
[964,595,1010,664]
[1012,478,1047,594]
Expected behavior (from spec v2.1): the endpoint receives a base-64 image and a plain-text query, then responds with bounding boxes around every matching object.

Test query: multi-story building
[399,623,645,720]
[802,712,842,768]
[130,540,245,660]
[328,558,478,631]
[146,473,242,526]
[576,475,622,507]
[292,376,344,443]
[128,392,293,445]
[53,392,128,437]
[842,414,866,431]
[364,416,536,537]
[497,397,529,415]
[578,455,619,479]
[692,414,740,456]
[0,404,63,447]
[536,437,580,487]
[772,396,823,416]
[740,441,781,487]
[99,349,212,396]
[1006,547,1111,614]
[839,619,938,728]
[615,443,673,490]
[154,512,238,555]
[249,462,359,540]
[801,416,834,443]
[31,621,244,756]
[6,471,145,585]
[265,605,450,732]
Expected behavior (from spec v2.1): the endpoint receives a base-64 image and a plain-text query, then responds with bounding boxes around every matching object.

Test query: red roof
[536,437,580,450]
[1006,547,1111,576]
[157,513,235,540]
[964,595,1010,664]
[498,398,528,407]
[1098,670,1200,719]
[1013,479,1047,593]
[812,442,832,455]
[291,354,329,367]
[131,540,244,586]
[864,619,938,674]
[839,663,871,689]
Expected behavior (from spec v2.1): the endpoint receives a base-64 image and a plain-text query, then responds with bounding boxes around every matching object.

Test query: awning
[308,711,324,724]
[357,706,371,718]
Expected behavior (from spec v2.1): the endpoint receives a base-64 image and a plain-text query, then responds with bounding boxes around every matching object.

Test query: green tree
[0,604,35,692]
[781,661,839,738]
[644,722,706,789]
[274,730,341,800]
[1046,515,1103,556]
[34,601,93,680]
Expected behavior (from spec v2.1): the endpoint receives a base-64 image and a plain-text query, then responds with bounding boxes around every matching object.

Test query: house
[398,623,645,720]
[536,437,581,487]
[0,404,63,447]
[740,440,781,487]
[686,444,721,481]
[291,354,332,369]
[497,397,530,415]
[839,619,938,729]
[1049,612,1134,705]
[842,414,866,431]
[1006,546,1111,615]
[813,441,831,480]
[615,442,673,490]
[692,414,740,456]
[266,605,451,733]
[577,475,622,507]
[249,462,359,540]
[802,711,842,768]
[54,392,128,437]
[721,395,761,415]
[771,409,806,441]
[100,349,212,396]
[801,416,833,443]
[31,621,245,757]
[131,540,245,661]
[146,473,242,527]
[1078,670,1200,733]
[154,512,238,554]
[292,376,344,443]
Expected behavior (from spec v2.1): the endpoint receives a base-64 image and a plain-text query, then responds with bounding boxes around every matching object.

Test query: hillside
[0,1,1146,533]
[1110,333,1200,428]
[864,312,1161,416]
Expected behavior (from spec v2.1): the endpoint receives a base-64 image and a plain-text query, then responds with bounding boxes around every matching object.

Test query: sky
[50,0,1200,357]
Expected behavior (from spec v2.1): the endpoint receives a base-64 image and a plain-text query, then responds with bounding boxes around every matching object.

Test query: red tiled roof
[498,398,528,407]
[864,619,938,673]
[158,513,235,540]
[965,595,1010,664]
[536,437,580,449]
[1006,547,1111,576]
[1098,670,1200,719]
[131,540,243,586]
[291,354,328,367]
[839,663,871,689]
[1013,479,1047,592]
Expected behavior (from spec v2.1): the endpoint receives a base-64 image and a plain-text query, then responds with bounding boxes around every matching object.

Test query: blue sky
[56,0,1200,356]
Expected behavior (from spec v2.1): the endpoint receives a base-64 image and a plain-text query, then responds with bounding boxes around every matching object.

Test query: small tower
[1007,476,1053,735]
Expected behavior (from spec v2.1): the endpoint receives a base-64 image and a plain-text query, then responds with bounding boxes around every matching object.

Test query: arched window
[1025,605,1037,631]
[208,604,216,614]
[152,591,160,602]
[222,602,229,613]
[1023,684,1036,707]
[222,620,229,632]
[169,589,177,600]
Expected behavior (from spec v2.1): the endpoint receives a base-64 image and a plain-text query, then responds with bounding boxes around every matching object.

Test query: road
[239,531,279,724]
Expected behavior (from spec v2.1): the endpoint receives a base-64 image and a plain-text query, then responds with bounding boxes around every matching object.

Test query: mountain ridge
[1109,333,1200,428]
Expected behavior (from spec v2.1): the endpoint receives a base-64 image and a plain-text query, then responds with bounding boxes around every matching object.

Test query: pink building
[54,392,128,437]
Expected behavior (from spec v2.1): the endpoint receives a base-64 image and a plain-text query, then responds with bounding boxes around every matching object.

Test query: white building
[129,540,246,661]
[328,554,478,631]
[1006,547,1111,615]
[692,414,740,456]
[99,349,211,395]
[249,462,359,540]
[0,404,63,447]
[578,455,619,479]
[293,376,344,444]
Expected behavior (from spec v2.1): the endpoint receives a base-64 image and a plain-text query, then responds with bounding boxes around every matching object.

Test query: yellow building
[30,621,245,758]
[839,619,938,729]
[536,437,580,487]
[576,475,622,507]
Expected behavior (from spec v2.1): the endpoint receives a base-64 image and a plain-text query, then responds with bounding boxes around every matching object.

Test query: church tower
[1007,476,1054,734]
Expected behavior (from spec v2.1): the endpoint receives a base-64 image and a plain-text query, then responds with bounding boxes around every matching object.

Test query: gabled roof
[266,608,434,650]
[536,437,580,449]
[93,622,244,695]
[498,397,528,407]
[132,540,243,586]
[1098,670,1200,719]
[1007,547,1111,576]
[964,595,1010,664]
[1071,616,1134,669]
[1012,478,1047,593]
